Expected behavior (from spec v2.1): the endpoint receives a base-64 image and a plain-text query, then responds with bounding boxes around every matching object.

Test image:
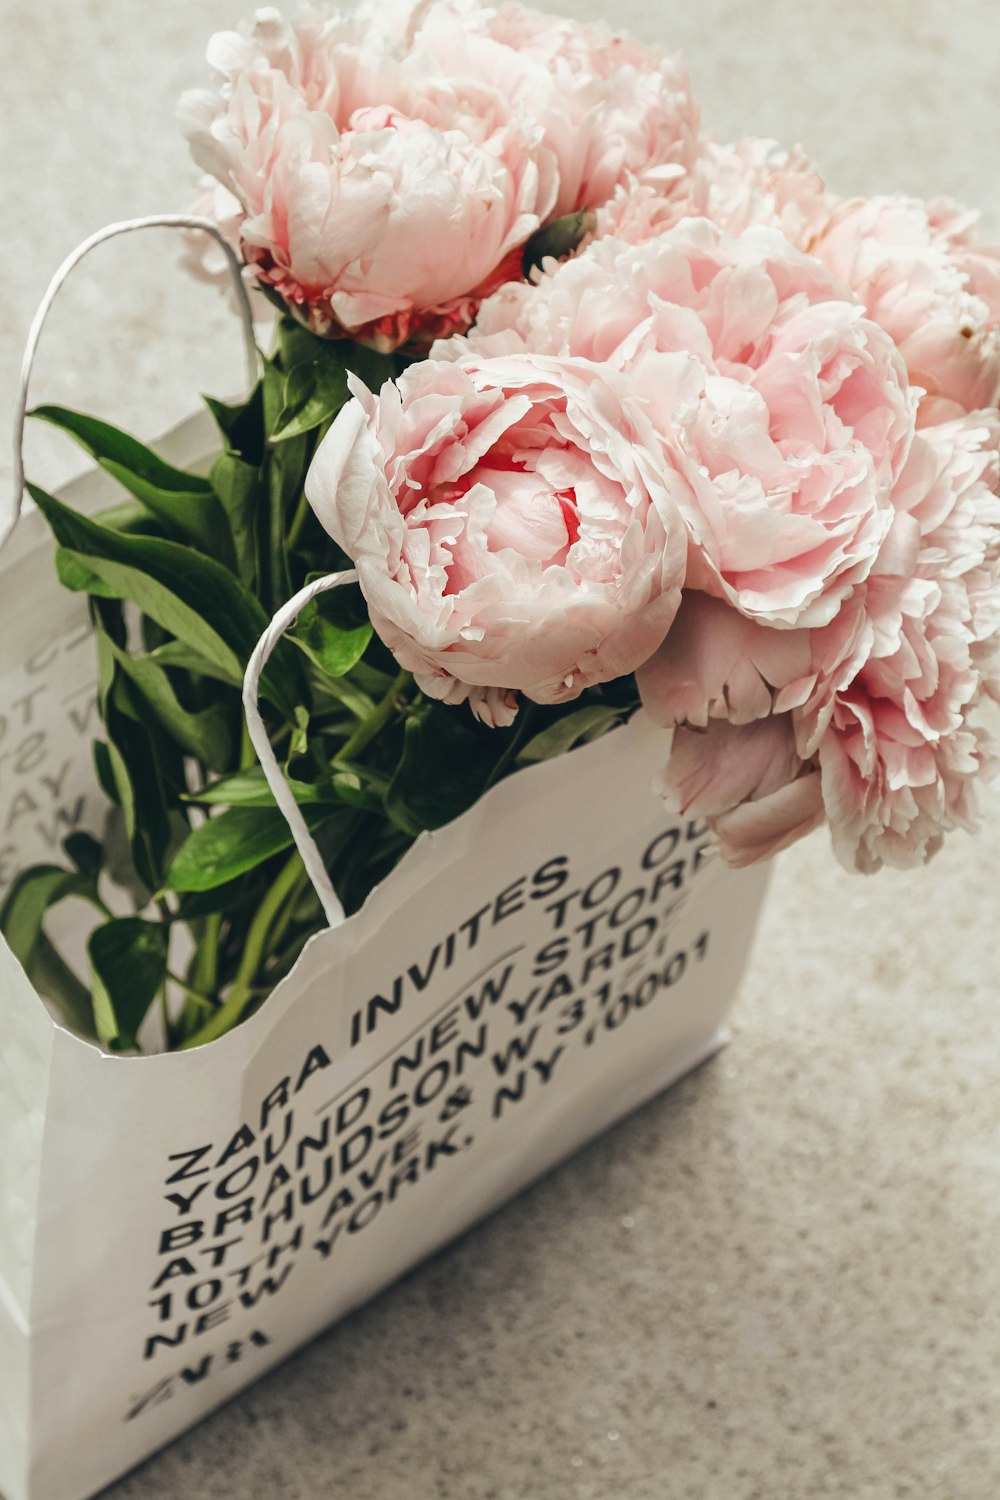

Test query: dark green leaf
[101,628,234,770]
[522,209,596,276]
[272,358,350,442]
[96,632,187,892]
[93,740,120,804]
[0,864,97,967]
[173,881,251,922]
[147,641,243,688]
[311,673,376,722]
[163,806,332,892]
[267,428,306,600]
[88,917,169,1050]
[210,452,260,587]
[386,703,501,836]
[185,763,385,813]
[271,339,396,440]
[30,405,226,551]
[63,832,104,879]
[92,499,154,534]
[517,705,625,764]
[204,383,265,465]
[55,546,120,597]
[184,766,337,807]
[28,483,300,720]
[31,405,213,492]
[98,462,227,552]
[288,599,372,678]
[27,933,94,1037]
[348,659,398,698]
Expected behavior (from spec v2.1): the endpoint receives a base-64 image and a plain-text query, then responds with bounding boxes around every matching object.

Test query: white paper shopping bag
[0,447,770,1499]
[0,224,769,1500]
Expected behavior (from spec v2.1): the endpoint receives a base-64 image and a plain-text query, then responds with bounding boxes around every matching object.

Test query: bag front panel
[21,714,768,1500]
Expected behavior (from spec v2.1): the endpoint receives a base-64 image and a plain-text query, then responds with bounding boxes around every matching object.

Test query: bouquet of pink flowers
[6,0,1000,1051]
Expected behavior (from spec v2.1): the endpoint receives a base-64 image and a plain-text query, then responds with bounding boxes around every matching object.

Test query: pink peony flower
[636,591,813,729]
[595,138,831,251]
[807,414,1000,871]
[179,5,558,350]
[457,220,917,629]
[304,353,689,720]
[660,715,824,867]
[478,1,699,217]
[646,415,1000,873]
[812,195,1000,424]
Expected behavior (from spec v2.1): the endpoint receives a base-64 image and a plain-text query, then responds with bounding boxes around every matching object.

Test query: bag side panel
[0,944,56,1500]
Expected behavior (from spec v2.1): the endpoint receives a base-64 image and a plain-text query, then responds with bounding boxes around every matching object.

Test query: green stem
[189,911,222,999]
[168,969,217,1011]
[257,866,310,973]
[180,850,304,1050]
[335,670,411,764]
[239,715,255,768]
[159,981,172,1051]
[287,488,311,551]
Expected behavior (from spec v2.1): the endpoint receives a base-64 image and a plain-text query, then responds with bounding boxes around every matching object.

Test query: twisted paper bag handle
[11,215,348,926]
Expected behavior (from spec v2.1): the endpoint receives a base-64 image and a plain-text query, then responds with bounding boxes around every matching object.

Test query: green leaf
[266,426,305,602]
[311,673,377,722]
[347,659,397,698]
[32,406,213,493]
[184,766,337,807]
[96,632,187,893]
[93,739,120,804]
[517,705,625,764]
[147,641,243,688]
[272,358,350,442]
[288,598,372,678]
[30,405,226,552]
[88,917,169,1050]
[63,832,104,879]
[27,933,94,1037]
[185,763,385,812]
[204,384,265,465]
[92,499,155,534]
[210,452,260,588]
[28,483,300,720]
[271,340,396,441]
[99,628,234,771]
[0,864,97,967]
[386,703,501,836]
[55,546,120,596]
[173,879,253,922]
[163,806,331,892]
[98,463,227,552]
[522,209,596,276]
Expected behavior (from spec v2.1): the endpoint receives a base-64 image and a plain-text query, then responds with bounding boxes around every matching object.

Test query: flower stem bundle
[5,0,999,1052]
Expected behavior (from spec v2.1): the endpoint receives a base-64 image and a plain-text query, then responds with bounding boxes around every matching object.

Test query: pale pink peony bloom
[637,591,812,728]
[179,5,558,350]
[641,410,1000,874]
[809,414,1000,872]
[304,353,689,719]
[812,195,1000,424]
[710,770,826,867]
[478,2,699,217]
[595,138,831,251]
[457,220,917,629]
[659,716,824,866]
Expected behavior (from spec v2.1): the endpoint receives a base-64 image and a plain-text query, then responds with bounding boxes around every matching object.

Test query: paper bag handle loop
[14,216,346,927]
[9,214,258,544]
[243,571,359,929]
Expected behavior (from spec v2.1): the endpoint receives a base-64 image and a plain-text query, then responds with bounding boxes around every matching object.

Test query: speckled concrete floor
[2,2,999,1497]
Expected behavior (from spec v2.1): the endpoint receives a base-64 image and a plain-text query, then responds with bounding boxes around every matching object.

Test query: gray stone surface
[3,1,999,1496]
